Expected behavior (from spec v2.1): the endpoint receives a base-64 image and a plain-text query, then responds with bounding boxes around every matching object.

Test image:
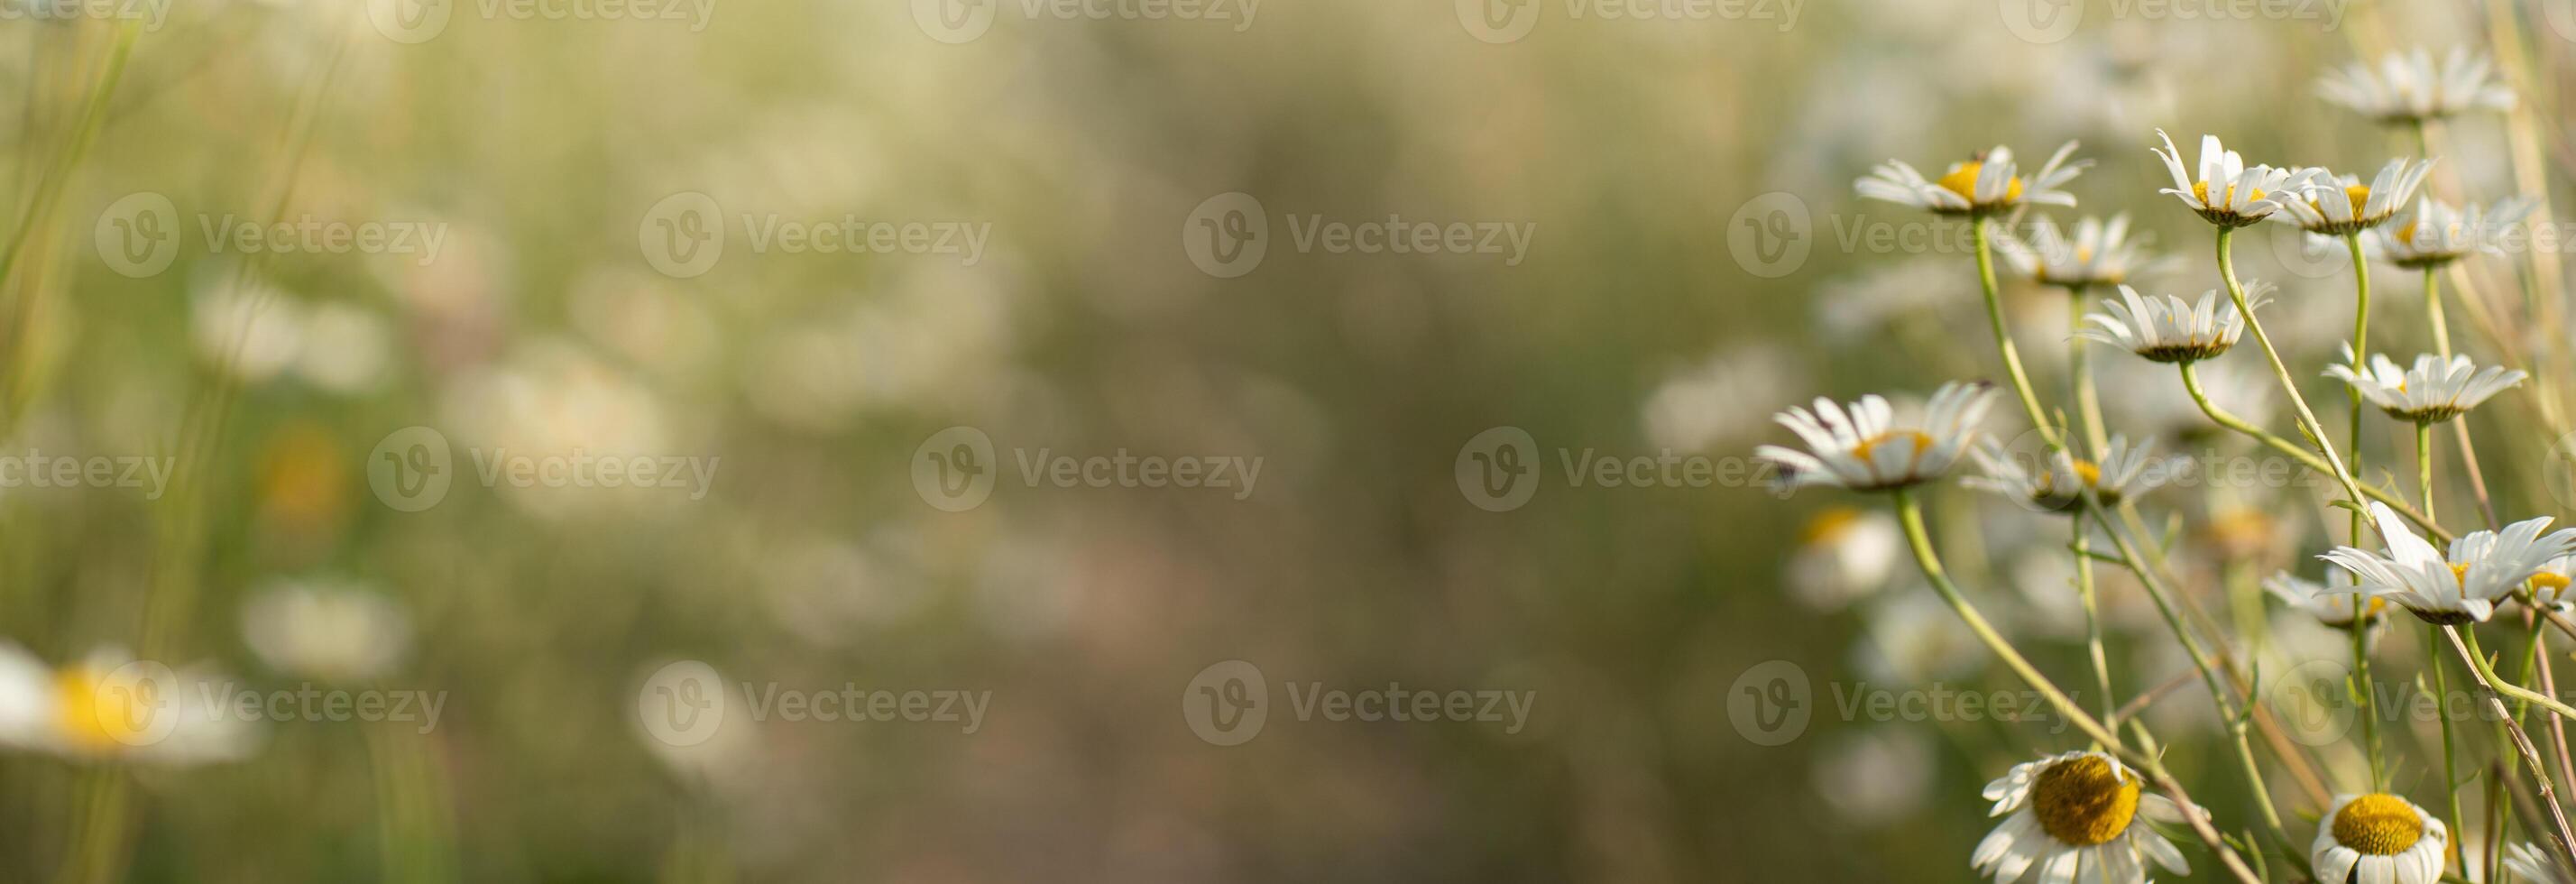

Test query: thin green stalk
[2426,267,2452,359]
[1892,488,2116,749]
[2431,622,2470,879]
[1971,216,2061,451]
[2451,625,2576,874]
[2066,285,2113,724]
[2352,618,2386,790]
[2178,361,2452,542]
[2346,232,2373,607]
[2214,228,2371,528]
[2419,423,2437,525]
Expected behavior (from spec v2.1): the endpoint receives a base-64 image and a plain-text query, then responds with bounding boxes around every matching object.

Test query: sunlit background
[0,0,2571,880]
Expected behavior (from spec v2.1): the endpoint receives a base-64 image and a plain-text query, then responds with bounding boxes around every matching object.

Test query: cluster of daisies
[1760,45,2576,884]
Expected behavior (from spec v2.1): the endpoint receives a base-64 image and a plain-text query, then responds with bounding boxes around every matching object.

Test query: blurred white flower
[2320,47,2515,125]
[241,580,412,681]
[1812,728,1934,826]
[1754,382,2000,493]
[1784,506,1901,612]
[2373,197,2533,269]
[293,302,392,394]
[0,644,257,765]
[192,277,304,383]
[1857,142,2087,216]
[1856,589,1983,684]
[1639,345,1799,452]
[2326,346,2525,423]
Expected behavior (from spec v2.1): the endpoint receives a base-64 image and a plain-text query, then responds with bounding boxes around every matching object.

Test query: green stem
[2178,361,2452,542]
[2426,267,2452,359]
[1892,489,2116,750]
[2346,231,2373,596]
[2215,227,2369,520]
[2431,622,2470,879]
[1971,216,2062,451]
[2066,284,2113,725]
[2419,423,2437,525]
[2352,618,2386,790]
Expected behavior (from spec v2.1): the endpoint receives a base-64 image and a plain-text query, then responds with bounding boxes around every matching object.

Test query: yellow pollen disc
[2074,245,2095,263]
[1799,507,1863,546]
[2191,180,2264,208]
[2030,755,2142,847]
[2343,184,2372,215]
[1851,430,1933,466]
[2451,562,2471,586]
[2535,573,2573,593]
[1937,161,2024,204]
[53,668,127,751]
[2395,219,2421,245]
[2332,794,2427,855]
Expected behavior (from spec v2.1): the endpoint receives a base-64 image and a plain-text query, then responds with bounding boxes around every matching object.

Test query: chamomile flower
[2375,197,2534,269]
[2506,842,2574,884]
[1754,382,2000,493]
[1785,507,1903,611]
[2525,555,2576,615]
[2324,346,2526,424]
[2273,159,2436,236]
[2152,130,2316,228]
[1999,214,2165,289]
[241,580,413,682]
[2320,47,2515,125]
[2312,793,2450,884]
[2320,502,2576,624]
[2077,281,2269,364]
[0,644,257,764]
[1964,435,2179,512]
[1973,751,2192,884]
[1856,142,2088,216]
[2262,568,2384,629]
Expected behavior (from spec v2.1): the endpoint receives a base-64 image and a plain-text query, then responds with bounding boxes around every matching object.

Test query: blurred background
[0,0,2568,880]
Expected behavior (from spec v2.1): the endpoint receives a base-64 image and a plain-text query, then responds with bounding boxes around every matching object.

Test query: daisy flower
[2526,554,2575,615]
[2272,159,2436,236]
[2320,47,2515,125]
[2325,346,2526,423]
[1785,506,1903,611]
[2262,568,2384,629]
[2320,502,2576,624]
[2506,842,2574,884]
[1964,435,2179,512]
[241,580,414,682]
[1973,750,2192,884]
[2312,793,2449,884]
[2152,130,2317,228]
[1754,382,1999,493]
[2077,281,2269,364]
[2374,196,2534,269]
[0,644,257,764]
[1856,142,2088,216]
[1998,214,2167,289]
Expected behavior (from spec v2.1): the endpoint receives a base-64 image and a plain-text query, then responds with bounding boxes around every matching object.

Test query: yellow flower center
[2452,562,2471,586]
[1799,507,1863,547]
[2342,184,2372,215]
[2395,219,2421,245]
[2191,180,2265,208]
[2030,755,2142,846]
[1937,161,2025,204]
[2332,794,2428,856]
[2537,573,2572,593]
[2035,460,2103,498]
[53,668,137,751]
[1851,430,1933,467]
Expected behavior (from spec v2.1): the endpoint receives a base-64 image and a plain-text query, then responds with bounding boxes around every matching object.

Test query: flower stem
[2426,267,2452,359]
[2451,624,2576,874]
[2178,361,2452,542]
[2352,618,2386,790]
[2214,228,2371,529]
[2419,422,2438,525]
[2066,285,2114,724]
[1892,488,2115,748]
[1971,216,2062,451]
[2430,622,2470,879]
[2345,231,2374,591]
